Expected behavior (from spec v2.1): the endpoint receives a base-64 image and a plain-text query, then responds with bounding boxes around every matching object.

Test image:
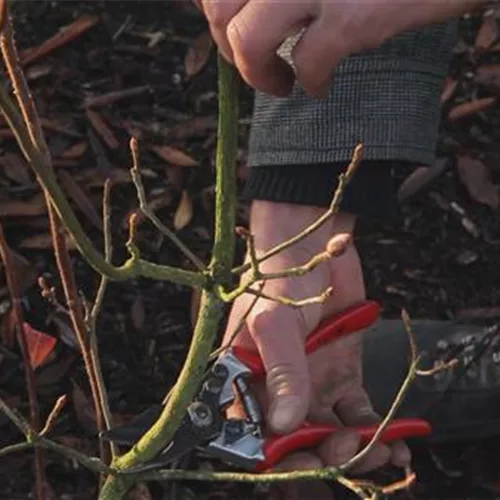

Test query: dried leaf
[457,155,499,210]
[22,322,58,369]
[184,31,213,78]
[86,109,120,150]
[0,247,38,296]
[59,141,88,159]
[20,14,100,66]
[475,15,500,52]
[126,483,153,500]
[2,152,32,185]
[167,116,217,141]
[131,296,145,331]
[441,77,458,103]
[448,97,496,121]
[173,190,193,230]
[58,170,103,230]
[397,158,449,202]
[71,381,97,433]
[40,118,82,138]
[151,145,199,167]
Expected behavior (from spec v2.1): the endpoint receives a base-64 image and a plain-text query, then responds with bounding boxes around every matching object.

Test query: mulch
[1,2,500,499]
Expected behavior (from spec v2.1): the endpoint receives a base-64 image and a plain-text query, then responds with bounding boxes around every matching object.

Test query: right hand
[222,201,410,499]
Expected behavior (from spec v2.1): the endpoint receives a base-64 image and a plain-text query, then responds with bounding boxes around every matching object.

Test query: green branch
[98,54,239,499]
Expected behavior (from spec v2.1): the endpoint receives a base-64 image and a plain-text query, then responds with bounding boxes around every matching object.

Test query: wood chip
[71,381,97,434]
[184,31,213,79]
[151,145,199,167]
[173,190,193,230]
[131,296,145,331]
[0,194,47,217]
[475,64,500,91]
[20,232,77,250]
[84,85,151,108]
[20,14,100,66]
[441,77,458,103]
[86,109,119,149]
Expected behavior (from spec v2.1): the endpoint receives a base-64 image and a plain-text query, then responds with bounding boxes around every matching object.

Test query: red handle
[232,300,381,378]
[255,418,432,472]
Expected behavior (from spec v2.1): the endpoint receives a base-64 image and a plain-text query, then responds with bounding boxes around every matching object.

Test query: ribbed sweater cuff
[243,161,415,221]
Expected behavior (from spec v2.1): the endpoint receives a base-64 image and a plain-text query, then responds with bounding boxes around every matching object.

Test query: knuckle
[226,19,260,67]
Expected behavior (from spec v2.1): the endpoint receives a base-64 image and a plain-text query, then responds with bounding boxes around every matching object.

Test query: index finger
[225,1,312,95]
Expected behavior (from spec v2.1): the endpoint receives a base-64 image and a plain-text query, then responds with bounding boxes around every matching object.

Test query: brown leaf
[184,31,213,79]
[2,152,32,185]
[167,116,217,141]
[40,118,82,138]
[173,190,193,230]
[59,141,88,159]
[441,77,458,103]
[475,15,500,52]
[131,296,145,331]
[0,194,47,217]
[71,381,97,433]
[0,247,38,296]
[397,158,449,202]
[457,155,499,210]
[126,483,153,500]
[21,322,58,369]
[86,109,119,149]
[448,97,496,121]
[151,145,199,167]
[58,170,103,230]
[20,14,100,66]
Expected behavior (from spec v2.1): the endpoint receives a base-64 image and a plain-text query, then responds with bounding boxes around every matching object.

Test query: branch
[245,285,334,308]
[129,137,206,271]
[98,54,240,500]
[0,220,45,499]
[232,143,364,276]
[88,180,118,458]
[339,308,421,472]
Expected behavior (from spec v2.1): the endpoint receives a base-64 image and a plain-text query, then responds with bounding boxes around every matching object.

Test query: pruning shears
[101,300,432,473]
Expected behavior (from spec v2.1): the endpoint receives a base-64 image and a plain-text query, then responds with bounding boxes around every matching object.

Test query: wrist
[249,200,356,252]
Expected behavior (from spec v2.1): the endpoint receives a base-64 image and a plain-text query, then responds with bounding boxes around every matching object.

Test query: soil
[1,2,500,499]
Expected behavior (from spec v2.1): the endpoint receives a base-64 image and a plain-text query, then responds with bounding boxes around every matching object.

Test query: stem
[129,138,206,271]
[0,221,45,500]
[88,180,118,458]
[98,54,240,499]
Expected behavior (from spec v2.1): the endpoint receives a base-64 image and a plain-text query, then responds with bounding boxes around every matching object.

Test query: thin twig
[339,309,421,472]
[232,143,364,276]
[0,221,45,499]
[244,285,334,308]
[129,137,206,271]
[40,395,67,437]
[88,179,118,458]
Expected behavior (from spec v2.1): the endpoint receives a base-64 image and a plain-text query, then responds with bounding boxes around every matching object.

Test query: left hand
[198,0,479,97]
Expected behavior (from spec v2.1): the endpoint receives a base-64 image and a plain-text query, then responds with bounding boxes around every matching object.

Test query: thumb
[247,301,310,435]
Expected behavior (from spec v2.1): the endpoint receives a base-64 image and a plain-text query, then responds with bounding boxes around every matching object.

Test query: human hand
[223,201,410,498]
[198,0,480,97]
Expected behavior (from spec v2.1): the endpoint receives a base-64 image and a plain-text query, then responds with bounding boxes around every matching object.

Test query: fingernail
[269,395,303,434]
[335,434,359,463]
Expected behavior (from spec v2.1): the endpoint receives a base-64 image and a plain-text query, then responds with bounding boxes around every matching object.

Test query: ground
[1,2,500,499]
